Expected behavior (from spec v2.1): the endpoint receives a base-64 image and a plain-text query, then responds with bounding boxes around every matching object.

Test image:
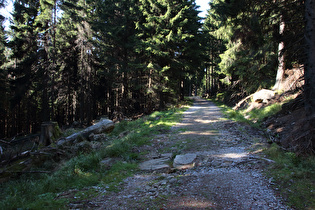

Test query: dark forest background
[0,0,313,143]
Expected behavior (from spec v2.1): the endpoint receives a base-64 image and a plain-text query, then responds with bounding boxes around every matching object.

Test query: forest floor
[68,97,291,209]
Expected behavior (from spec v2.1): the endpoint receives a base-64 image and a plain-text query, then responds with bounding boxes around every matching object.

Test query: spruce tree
[205,0,305,96]
[55,0,81,124]
[0,0,8,137]
[138,0,204,107]
[206,0,280,96]
[304,0,315,153]
[92,0,142,116]
[8,0,41,135]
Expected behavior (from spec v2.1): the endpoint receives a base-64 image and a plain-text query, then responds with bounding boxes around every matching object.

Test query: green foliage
[62,128,83,137]
[246,104,282,123]
[219,104,249,124]
[203,0,304,98]
[138,0,205,103]
[1,0,206,138]
[264,144,315,209]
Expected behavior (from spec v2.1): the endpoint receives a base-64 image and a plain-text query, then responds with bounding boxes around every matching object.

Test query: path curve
[96,97,290,209]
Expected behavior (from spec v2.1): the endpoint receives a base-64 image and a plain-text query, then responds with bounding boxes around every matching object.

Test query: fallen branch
[233,94,253,110]
[1,150,31,166]
[6,171,50,174]
[249,155,276,163]
[0,139,11,145]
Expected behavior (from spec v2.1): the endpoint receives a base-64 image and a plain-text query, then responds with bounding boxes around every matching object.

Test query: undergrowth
[0,103,189,209]
[214,100,282,127]
[264,143,315,209]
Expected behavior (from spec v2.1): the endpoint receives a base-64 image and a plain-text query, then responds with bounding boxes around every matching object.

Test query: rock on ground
[253,89,275,103]
[173,153,197,169]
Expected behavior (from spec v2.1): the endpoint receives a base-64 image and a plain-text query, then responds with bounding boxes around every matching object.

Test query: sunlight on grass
[214,100,282,126]
[264,144,315,209]
[246,103,282,123]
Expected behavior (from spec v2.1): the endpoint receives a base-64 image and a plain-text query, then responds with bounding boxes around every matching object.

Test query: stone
[161,153,173,159]
[173,153,197,169]
[253,89,275,103]
[148,151,160,159]
[118,131,130,138]
[139,157,171,171]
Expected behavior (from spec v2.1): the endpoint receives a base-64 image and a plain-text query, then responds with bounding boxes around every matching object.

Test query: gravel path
[91,97,290,209]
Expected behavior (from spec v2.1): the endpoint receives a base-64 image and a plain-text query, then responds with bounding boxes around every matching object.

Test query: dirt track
[91,97,290,209]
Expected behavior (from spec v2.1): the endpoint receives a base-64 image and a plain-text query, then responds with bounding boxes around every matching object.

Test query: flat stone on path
[173,153,197,169]
[139,157,171,171]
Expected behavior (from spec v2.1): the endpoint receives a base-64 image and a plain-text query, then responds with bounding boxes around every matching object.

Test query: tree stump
[39,122,60,146]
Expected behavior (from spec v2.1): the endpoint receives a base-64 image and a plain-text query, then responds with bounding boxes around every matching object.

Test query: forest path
[95,97,290,209]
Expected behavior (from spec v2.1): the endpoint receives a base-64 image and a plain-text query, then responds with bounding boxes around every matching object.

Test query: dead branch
[5,171,50,174]
[0,140,11,145]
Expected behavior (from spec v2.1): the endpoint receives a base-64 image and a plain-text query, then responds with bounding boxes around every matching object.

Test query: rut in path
[94,97,290,209]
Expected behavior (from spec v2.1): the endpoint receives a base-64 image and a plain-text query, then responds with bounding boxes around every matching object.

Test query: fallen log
[58,118,114,146]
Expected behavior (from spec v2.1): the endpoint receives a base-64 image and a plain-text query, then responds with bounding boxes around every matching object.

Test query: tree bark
[305,0,315,114]
[304,0,315,151]
[60,119,114,145]
[39,122,59,146]
[273,14,285,91]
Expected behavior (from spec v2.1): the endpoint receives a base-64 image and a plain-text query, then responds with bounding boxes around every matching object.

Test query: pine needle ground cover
[0,103,190,209]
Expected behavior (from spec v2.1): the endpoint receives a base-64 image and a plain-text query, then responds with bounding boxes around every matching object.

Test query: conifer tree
[206,0,281,96]
[0,0,8,137]
[205,0,305,97]
[8,0,42,135]
[138,0,203,107]
[92,0,142,116]
[56,0,96,124]
[55,0,81,124]
[203,3,226,97]
[304,0,315,153]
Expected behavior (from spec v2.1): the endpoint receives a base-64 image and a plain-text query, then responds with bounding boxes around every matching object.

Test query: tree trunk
[305,0,315,115]
[273,15,285,91]
[180,79,184,101]
[302,0,315,153]
[39,122,59,146]
[60,119,114,145]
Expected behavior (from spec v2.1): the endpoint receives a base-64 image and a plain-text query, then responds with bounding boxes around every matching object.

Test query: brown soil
[263,92,314,154]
